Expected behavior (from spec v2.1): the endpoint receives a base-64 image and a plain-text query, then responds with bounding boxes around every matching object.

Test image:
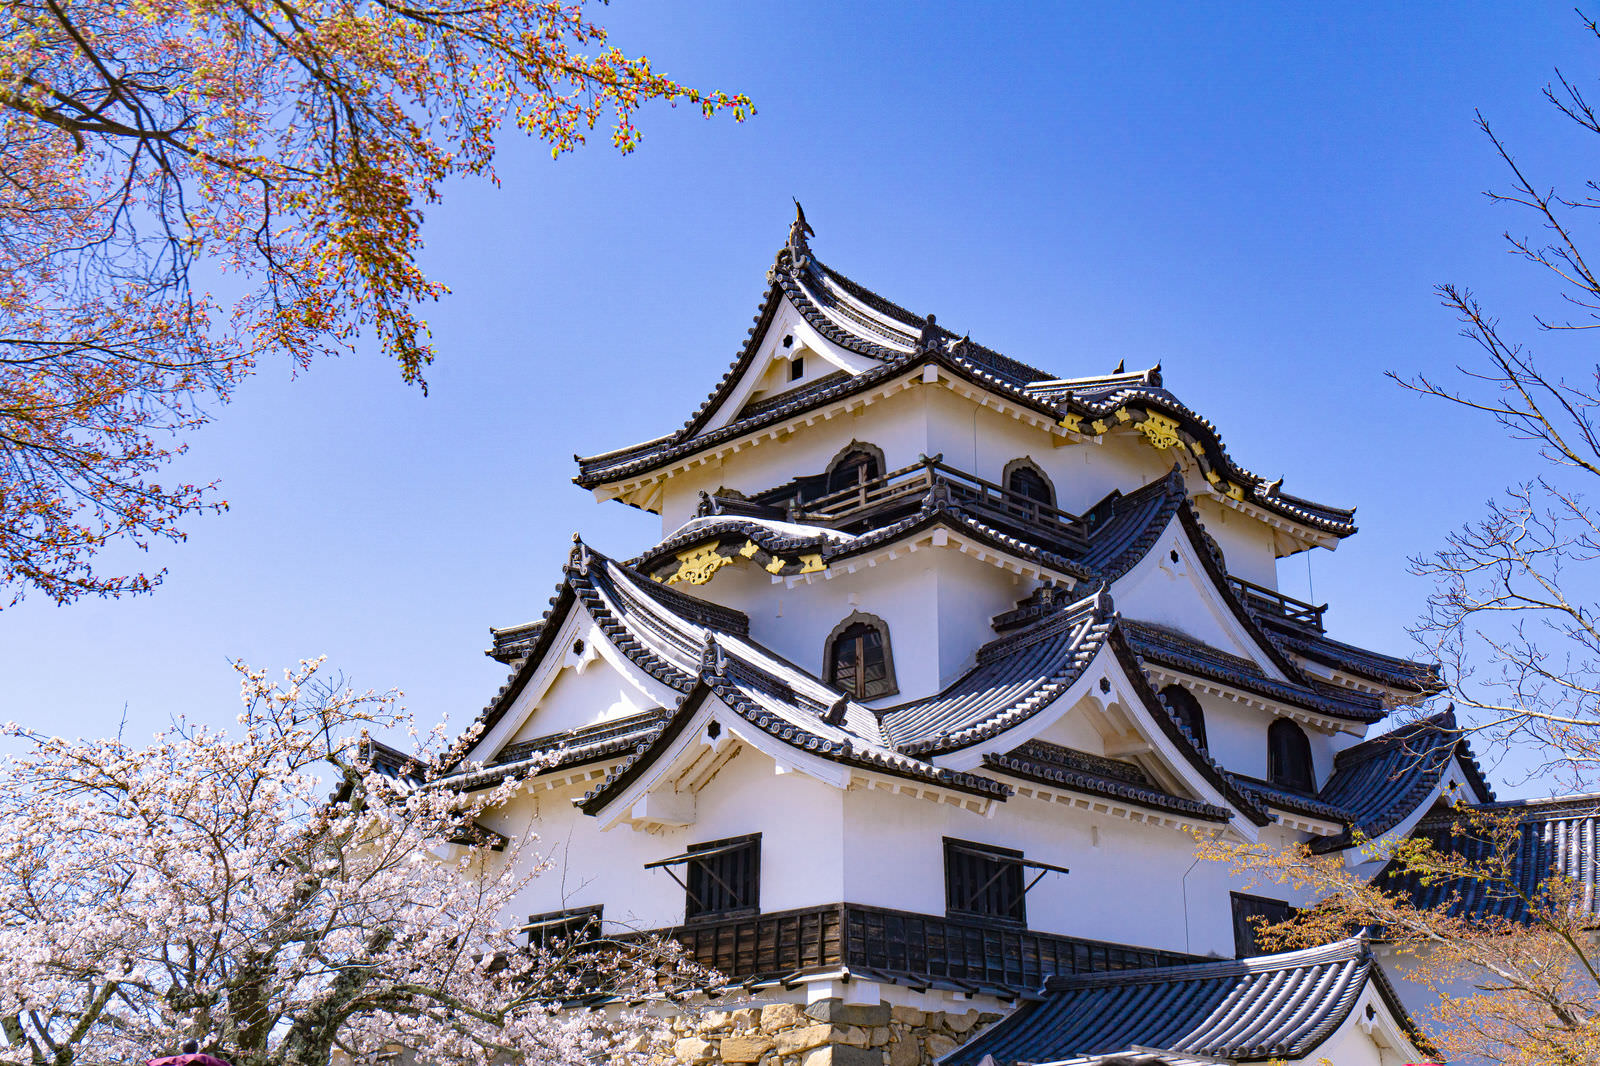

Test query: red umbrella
[147,1054,232,1066]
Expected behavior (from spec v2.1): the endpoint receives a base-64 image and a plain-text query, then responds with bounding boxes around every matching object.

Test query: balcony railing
[1227,575,1327,633]
[636,902,1201,992]
[787,457,1093,556]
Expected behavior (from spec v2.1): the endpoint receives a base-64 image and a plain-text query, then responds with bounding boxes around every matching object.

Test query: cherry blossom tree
[0,659,707,1066]
[0,0,751,606]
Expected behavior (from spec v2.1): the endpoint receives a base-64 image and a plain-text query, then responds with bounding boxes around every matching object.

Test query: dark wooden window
[790,357,805,381]
[1006,462,1055,507]
[1268,719,1315,793]
[826,448,881,494]
[944,838,1027,925]
[1231,891,1293,956]
[684,834,761,921]
[828,619,893,699]
[1160,684,1208,750]
[524,905,602,953]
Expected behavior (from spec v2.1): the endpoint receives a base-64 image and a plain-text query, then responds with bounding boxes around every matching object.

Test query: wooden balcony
[1227,575,1327,633]
[640,902,1201,993]
[787,457,1093,556]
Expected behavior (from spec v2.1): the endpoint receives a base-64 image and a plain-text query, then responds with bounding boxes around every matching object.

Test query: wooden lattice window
[644,834,763,922]
[825,612,897,700]
[945,839,1028,924]
[1268,719,1315,793]
[1161,684,1208,751]
[523,905,602,953]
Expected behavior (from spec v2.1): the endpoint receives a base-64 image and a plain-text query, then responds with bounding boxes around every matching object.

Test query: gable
[700,296,882,434]
[467,598,682,765]
[1110,512,1291,681]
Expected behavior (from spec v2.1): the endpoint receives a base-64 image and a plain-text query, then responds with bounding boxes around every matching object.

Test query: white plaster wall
[839,781,1256,958]
[505,659,657,743]
[483,743,846,933]
[1192,494,1279,588]
[675,546,1035,705]
[1187,690,1339,790]
[657,386,934,533]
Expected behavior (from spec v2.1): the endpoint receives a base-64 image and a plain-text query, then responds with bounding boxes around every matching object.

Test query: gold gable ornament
[1137,412,1183,451]
[669,545,734,585]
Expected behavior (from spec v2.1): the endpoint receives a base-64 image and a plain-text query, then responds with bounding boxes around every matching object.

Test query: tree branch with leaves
[0,0,751,605]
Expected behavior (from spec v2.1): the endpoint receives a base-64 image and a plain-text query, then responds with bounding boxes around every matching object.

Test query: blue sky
[2,3,1592,794]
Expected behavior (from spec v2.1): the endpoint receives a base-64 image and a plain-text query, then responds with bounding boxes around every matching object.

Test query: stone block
[867,1027,890,1047]
[887,1036,920,1066]
[922,1012,945,1032]
[801,1047,881,1066]
[720,1037,775,1063]
[924,1034,957,1058]
[673,1037,713,1063]
[700,1011,733,1033]
[946,1010,982,1035]
[889,1006,926,1027]
[761,1003,807,1031]
[774,1025,835,1054]
[731,1009,757,1030]
[834,1026,870,1047]
[806,1000,892,1028]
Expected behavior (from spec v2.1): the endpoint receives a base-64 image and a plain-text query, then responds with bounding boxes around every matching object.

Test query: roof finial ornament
[1261,476,1284,497]
[569,533,591,575]
[1113,359,1125,374]
[701,635,726,678]
[825,696,848,726]
[787,199,814,269]
[916,313,942,353]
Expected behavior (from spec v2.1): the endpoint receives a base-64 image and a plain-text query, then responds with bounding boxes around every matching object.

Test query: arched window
[1268,719,1315,793]
[1160,684,1207,751]
[1003,457,1056,509]
[825,441,884,496]
[825,612,897,700]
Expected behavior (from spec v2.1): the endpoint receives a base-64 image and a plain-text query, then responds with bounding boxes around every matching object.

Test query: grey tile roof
[986,741,1232,823]
[1375,794,1600,923]
[572,229,1356,539]
[1311,708,1495,853]
[882,594,1116,755]
[1226,773,1352,826]
[1256,619,1443,696]
[941,938,1419,1065]
[1123,620,1387,725]
[466,540,1273,827]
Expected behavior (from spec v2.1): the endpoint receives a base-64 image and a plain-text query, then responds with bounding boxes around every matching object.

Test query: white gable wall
[483,741,846,933]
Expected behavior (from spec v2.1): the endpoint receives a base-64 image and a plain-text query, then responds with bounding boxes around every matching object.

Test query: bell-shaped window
[1004,458,1056,509]
[1268,719,1315,793]
[825,442,884,496]
[1160,684,1207,751]
[825,612,897,700]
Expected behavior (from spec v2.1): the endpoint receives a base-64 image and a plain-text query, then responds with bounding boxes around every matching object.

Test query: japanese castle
[435,211,1573,1066]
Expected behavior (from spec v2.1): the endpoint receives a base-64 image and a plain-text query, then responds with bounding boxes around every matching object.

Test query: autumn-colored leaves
[0,0,751,605]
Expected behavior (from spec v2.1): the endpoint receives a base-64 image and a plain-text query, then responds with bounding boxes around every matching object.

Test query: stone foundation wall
[670,999,1002,1066]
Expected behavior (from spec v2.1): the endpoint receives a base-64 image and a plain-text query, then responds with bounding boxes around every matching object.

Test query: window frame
[1002,456,1057,509]
[1267,718,1315,793]
[678,834,761,923]
[1230,891,1294,957]
[1160,683,1208,751]
[824,611,899,700]
[523,904,603,954]
[944,837,1028,925]
[823,440,886,496]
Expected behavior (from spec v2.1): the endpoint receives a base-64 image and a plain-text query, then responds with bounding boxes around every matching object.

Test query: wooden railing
[1227,575,1327,633]
[643,902,1200,990]
[792,457,1093,555]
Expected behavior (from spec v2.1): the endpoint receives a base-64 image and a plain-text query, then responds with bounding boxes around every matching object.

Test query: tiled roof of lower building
[1376,794,1600,923]
[941,938,1421,1066]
